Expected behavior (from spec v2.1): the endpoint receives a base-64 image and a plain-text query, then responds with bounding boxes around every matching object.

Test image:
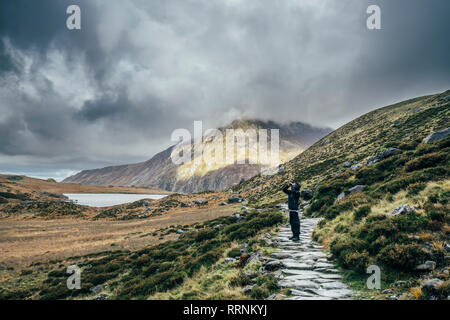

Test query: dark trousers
[289,210,300,237]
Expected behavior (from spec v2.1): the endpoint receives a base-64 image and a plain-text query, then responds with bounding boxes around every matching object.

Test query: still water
[63,193,167,207]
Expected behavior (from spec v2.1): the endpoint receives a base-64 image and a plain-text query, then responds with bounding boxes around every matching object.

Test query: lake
[63,193,167,207]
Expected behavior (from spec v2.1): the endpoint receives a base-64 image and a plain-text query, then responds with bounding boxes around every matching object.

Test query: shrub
[407,183,426,196]
[405,153,447,172]
[342,250,370,274]
[330,237,367,258]
[354,206,371,220]
[324,206,340,220]
[377,243,427,270]
[428,210,446,222]
[228,248,241,258]
[194,228,218,242]
[229,271,252,287]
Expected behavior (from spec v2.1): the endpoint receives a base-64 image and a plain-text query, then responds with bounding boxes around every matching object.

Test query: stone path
[268,214,354,300]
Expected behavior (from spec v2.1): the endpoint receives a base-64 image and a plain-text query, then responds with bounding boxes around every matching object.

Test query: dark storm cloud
[0,0,449,178]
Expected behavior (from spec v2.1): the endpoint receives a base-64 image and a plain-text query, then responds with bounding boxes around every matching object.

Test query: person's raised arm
[282,184,290,195]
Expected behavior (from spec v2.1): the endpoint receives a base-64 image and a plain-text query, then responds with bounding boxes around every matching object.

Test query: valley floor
[0,205,239,269]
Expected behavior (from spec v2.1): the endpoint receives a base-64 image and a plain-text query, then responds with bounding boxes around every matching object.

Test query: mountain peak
[64,118,331,193]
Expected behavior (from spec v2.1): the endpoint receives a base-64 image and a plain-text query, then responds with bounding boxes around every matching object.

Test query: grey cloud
[0,0,449,178]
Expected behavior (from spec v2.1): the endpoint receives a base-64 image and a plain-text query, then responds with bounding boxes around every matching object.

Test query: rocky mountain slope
[64,120,331,193]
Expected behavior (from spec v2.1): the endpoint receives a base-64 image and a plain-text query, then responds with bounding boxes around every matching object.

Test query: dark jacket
[283,184,300,210]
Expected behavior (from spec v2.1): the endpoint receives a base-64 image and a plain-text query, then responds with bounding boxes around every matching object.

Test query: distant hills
[63,120,331,193]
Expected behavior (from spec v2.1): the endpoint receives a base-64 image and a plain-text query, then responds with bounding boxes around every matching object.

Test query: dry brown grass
[0,204,239,269]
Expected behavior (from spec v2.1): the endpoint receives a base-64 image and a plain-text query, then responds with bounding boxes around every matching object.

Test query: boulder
[367,148,399,165]
[348,185,365,194]
[179,202,189,207]
[194,199,207,205]
[300,189,313,201]
[233,213,242,222]
[388,204,415,217]
[334,191,345,203]
[343,161,351,168]
[350,163,362,171]
[264,260,282,271]
[266,293,286,300]
[224,257,236,264]
[218,202,227,206]
[423,127,450,144]
[142,200,152,207]
[395,281,407,287]
[421,279,443,296]
[415,261,436,271]
[228,195,241,203]
[90,285,104,294]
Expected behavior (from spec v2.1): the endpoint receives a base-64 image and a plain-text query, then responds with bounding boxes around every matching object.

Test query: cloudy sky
[0,0,449,180]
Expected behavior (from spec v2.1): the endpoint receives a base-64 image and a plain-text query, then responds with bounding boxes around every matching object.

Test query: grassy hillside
[236,90,450,299]
[0,209,284,300]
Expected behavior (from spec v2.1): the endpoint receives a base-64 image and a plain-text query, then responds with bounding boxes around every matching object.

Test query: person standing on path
[282,182,301,242]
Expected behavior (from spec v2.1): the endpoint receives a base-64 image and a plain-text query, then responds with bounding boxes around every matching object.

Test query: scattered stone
[388,204,415,217]
[423,127,450,144]
[266,293,286,300]
[142,200,152,207]
[278,279,320,290]
[334,191,345,203]
[224,257,236,264]
[92,295,108,300]
[90,285,103,294]
[194,199,207,205]
[179,202,189,207]
[275,203,288,210]
[395,281,407,287]
[415,261,436,271]
[421,279,443,296]
[348,185,365,194]
[218,202,227,206]
[270,252,292,259]
[382,289,394,294]
[320,281,349,290]
[282,262,314,270]
[350,163,362,171]
[247,251,263,264]
[176,229,186,234]
[367,148,399,165]
[232,213,244,222]
[264,261,282,271]
[343,161,351,168]
[228,196,241,203]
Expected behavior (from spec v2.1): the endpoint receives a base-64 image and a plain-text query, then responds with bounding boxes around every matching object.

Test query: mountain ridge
[64,119,332,193]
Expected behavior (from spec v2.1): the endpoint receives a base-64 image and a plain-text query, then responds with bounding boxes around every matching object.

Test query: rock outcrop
[423,127,450,144]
